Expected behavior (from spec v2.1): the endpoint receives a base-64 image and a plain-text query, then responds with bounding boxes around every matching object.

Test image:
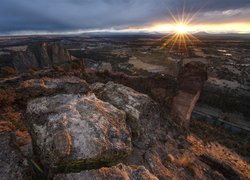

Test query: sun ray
[160,6,203,56]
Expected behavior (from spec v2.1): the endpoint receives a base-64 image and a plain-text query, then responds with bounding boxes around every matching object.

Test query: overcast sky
[1,0,250,34]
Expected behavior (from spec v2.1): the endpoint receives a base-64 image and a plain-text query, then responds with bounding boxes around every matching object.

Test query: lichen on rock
[26,93,132,171]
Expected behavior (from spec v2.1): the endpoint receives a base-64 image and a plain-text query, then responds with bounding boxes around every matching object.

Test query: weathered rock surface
[54,163,158,180]
[91,81,165,149]
[26,93,131,170]
[19,76,90,98]
[0,133,31,180]
[171,62,207,127]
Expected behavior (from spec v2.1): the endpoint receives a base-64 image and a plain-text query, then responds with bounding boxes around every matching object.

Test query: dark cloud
[0,0,250,34]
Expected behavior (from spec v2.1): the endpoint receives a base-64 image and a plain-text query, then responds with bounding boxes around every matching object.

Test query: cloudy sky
[1,0,250,35]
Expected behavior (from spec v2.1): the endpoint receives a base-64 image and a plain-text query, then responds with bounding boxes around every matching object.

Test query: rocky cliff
[0,60,249,179]
[171,62,208,127]
[1,42,72,73]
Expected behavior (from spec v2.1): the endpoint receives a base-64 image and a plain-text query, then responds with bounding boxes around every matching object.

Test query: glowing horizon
[2,22,250,36]
[125,22,250,34]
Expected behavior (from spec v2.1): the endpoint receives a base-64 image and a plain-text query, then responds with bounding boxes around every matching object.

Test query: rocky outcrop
[0,132,31,180]
[27,42,71,68]
[18,76,90,99]
[26,93,132,171]
[2,73,245,179]
[2,42,72,73]
[91,81,164,149]
[54,163,158,180]
[171,62,207,127]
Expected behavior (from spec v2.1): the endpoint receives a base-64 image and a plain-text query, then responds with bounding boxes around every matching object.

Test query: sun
[160,8,201,54]
[175,24,189,34]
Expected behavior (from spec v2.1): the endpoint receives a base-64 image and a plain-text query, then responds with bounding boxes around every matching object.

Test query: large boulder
[18,76,90,98]
[0,133,31,180]
[91,82,164,149]
[54,163,158,180]
[26,93,131,171]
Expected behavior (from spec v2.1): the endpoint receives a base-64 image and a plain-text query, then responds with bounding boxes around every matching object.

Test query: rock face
[27,42,72,69]
[54,163,158,180]
[19,76,90,98]
[13,51,39,72]
[0,133,31,180]
[26,93,131,170]
[4,42,72,72]
[91,81,163,149]
[171,62,207,127]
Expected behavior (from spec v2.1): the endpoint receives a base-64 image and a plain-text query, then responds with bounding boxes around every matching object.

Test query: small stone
[167,154,175,162]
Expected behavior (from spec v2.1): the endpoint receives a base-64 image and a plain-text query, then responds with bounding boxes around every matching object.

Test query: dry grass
[0,87,26,132]
[187,134,250,179]
[175,154,194,167]
[0,88,16,106]
[190,119,250,157]
[0,67,17,78]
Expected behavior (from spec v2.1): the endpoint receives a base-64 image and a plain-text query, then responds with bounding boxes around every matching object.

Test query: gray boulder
[26,93,131,171]
[91,82,163,149]
[54,163,158,180]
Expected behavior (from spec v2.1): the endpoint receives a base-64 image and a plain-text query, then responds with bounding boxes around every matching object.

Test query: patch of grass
[190,119,250,157]
[0,88,16,106]
[175,154,194,167]
[0,87,26,132]
[0,66,17,78]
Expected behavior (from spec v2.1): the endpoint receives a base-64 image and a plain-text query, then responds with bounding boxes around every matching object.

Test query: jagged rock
[27,42,71,68]
[48,43,71,64]
[54,163,158,180]
[0,132,31,180]
[171,62,207,127]
[179,62,207,94]
[18,76,90,98]
[26,93,131,170]
[3,42,72,72]
[91,81,164,149]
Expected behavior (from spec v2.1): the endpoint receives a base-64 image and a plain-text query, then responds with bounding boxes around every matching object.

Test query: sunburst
[160,8,202,55]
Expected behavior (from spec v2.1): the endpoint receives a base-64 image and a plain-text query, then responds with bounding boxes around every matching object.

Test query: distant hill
[193,31,250,39]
